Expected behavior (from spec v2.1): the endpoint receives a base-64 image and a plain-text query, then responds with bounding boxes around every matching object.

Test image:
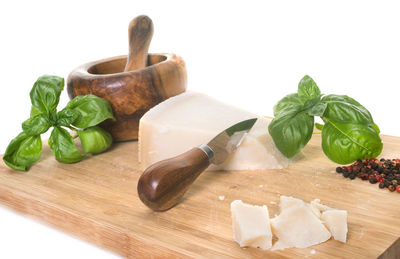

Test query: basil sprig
[3,75,115,171]
[269,75,382,164]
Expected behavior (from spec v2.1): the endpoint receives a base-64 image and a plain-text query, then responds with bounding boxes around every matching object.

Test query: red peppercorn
[396,185,400,193]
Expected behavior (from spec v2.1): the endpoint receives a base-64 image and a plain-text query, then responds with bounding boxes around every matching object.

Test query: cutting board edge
[0,184,192,259]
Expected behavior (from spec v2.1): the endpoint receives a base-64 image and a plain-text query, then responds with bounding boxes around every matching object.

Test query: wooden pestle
[124,15,154,72]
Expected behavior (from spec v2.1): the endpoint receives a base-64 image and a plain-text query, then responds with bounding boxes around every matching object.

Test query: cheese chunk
[138,92,294,171]
[309,198,331,218]
[279,195,305,211]
[230,200,272,250]
[309,199,348,242]
[321,210,348,243]
[271,196,331,250]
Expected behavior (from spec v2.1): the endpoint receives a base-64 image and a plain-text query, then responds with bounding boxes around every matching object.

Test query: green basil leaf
[56,108,80,127]
[298,75,321,102]
[307,102,327,116]
[65,95,115,129]
[321,120,383,164]
[48,127,84,163]
[30,106,42,117]
[303,96,321,110]
[30,75,64,116]
[78,126,113,155]
[268,108,314,158]
[372,123,380,134]
[315,123,324,131]
[321,94,374,125]
[3,132,42,171]
[22,114,51,135]
[273,93,303,117]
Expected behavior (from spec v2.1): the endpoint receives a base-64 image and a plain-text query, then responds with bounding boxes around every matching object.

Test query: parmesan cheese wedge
[138,92,294,171]
[271,196,331,250]
[231,200,273,250]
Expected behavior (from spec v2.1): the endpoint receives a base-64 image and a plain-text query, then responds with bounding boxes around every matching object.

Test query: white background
[0,0,399,258]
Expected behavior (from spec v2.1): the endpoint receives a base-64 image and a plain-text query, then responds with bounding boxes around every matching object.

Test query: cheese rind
[271,196,331,250]
[321,209,348,243]
[138,92,294,171]
[231,200,272,250]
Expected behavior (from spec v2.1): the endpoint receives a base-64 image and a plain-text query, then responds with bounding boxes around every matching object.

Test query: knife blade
[137,118,258,211]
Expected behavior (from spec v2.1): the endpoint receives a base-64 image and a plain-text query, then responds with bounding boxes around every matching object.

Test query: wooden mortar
[67,15,187,141]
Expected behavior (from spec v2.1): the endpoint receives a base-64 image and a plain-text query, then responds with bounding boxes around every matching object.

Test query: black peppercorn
[336,158,400,193]
[369,177,378,184]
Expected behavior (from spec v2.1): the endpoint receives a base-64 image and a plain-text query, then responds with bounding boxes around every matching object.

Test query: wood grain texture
[67,53,187,141]
[0,134,400,258]
[138,147,210,211]
[124,15,154,72]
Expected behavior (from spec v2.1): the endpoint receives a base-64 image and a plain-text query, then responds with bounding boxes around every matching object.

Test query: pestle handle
[124,15,154,72]
[137,148,210,211]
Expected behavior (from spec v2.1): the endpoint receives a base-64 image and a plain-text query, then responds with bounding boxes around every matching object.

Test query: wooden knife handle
[124,15,154,72]
[137,148,210,211]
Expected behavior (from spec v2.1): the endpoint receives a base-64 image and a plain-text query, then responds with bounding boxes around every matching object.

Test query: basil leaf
[22,114,51,135]
[315,123,324,131]
[321,94,374,125]
[78,126,112,155]
[3,132,42,171]
[298,75,321,102]
[30,106,42,117]
[30,75,64,116]
[372,123,380,134]
[48,127,84,163]
[56,108,80,127]
[273,93,303,116]
[321,120,383,164]
[268,108,314,158]
[307,102,327,116]
[303,96,321,110]
[65,95,115,129]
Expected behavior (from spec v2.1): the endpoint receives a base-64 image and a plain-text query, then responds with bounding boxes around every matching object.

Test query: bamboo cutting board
[0,134,400,258]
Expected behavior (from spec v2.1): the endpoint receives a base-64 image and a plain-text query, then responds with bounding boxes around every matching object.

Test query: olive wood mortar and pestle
[67,15,187,141]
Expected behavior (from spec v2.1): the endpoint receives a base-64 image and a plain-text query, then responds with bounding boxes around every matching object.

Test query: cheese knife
[137,118,258,211]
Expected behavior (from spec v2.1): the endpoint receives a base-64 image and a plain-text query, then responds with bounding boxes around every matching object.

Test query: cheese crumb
[218,195,225,201]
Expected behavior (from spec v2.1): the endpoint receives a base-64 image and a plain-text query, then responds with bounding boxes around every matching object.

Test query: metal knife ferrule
[198,144,214,161]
